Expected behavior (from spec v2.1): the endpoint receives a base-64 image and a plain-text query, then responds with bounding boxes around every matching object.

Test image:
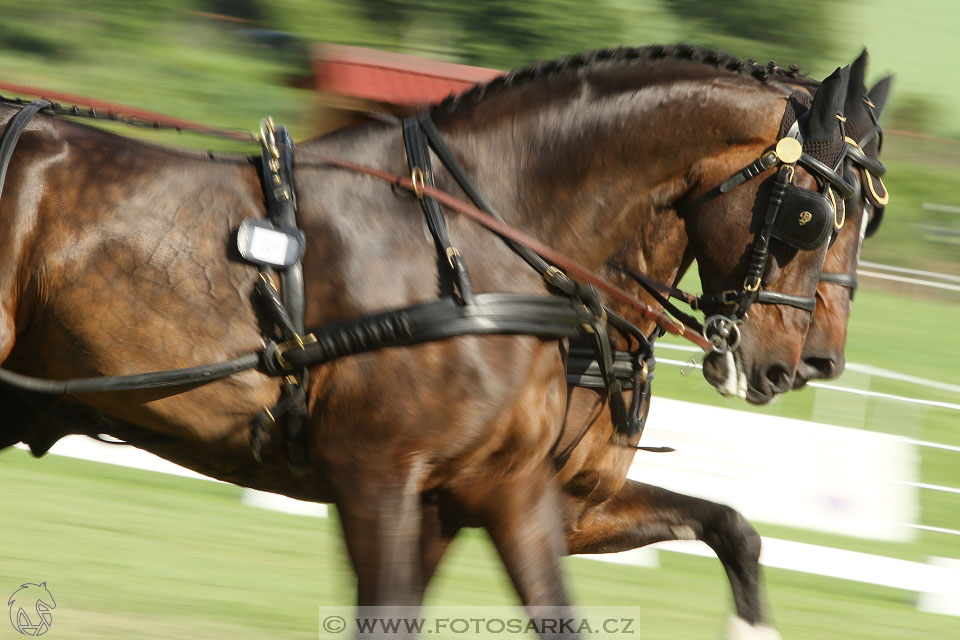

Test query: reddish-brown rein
[300,152,712,350]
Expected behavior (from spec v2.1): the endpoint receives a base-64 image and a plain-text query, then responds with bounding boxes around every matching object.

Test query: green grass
[2,449,958,639]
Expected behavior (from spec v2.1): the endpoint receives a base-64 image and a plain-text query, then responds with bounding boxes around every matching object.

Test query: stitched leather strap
[263,293,598,373]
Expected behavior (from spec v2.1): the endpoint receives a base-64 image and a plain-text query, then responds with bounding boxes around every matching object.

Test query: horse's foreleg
[335,462,428,619]
[566,480,779,639]
[476,463,579,639]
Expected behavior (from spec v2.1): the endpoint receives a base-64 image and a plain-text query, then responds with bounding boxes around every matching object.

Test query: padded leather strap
[264,293,596,374]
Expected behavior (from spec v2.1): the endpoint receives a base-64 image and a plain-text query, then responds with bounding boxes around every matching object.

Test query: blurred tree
[662,0,837,70]
[352,0,625,68]
[204,0,265,22]
[888,94,944,135]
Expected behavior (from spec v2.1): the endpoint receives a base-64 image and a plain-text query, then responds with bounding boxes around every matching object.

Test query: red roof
[312,44,503,107]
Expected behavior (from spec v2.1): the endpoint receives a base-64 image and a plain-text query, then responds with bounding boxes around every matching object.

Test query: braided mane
[433,44,816,116]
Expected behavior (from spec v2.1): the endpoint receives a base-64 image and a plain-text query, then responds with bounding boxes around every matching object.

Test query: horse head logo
[8,583,56,636]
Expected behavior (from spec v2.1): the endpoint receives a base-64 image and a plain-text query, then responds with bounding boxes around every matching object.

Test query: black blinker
[771,185,834,250]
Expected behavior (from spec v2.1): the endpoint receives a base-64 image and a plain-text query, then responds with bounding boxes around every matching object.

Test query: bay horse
[411,50,890,639]
[0,45,853,628]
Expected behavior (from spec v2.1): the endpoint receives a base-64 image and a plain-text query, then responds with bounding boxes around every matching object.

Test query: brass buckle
[720,289,739,304]
[638,360,649,385]
[783,164,796,183]
[664,313,685,336]
[261,406,276,425]
[743,276,761,293]
[543,265,565,286]
[843,136,863,151]
[259,117,280,160]
[445,246,461,269]
[275,333,318,370]
[411,167,427,199]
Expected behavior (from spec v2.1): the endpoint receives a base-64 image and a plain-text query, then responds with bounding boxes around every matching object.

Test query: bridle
[818,95,889,301]
[619,89,860,353]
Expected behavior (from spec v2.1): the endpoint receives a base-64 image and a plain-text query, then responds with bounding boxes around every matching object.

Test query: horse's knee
[705,504,761,565]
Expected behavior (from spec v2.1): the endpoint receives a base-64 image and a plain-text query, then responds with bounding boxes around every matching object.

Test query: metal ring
[703,315,742,353]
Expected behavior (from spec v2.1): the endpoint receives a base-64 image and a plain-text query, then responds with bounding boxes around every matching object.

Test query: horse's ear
[867,75,893,118]
[807,66,850,141]
[844,49,869,116]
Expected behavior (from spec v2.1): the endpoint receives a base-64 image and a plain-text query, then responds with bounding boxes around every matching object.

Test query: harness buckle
[274,333,318,370]
[743,276,761,293]
[411,167,428,199]
[719,289,739,304]
[259,117,280,160]
[445,246,461,269]
[543,265,565,287]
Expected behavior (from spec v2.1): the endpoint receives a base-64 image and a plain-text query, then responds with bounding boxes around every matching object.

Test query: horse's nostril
[763,363,793,393]
[804,356,841,380]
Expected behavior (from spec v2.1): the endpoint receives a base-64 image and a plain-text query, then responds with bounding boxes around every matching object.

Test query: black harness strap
[607,263,704,334]
[255,120,310,472]
[755,290,819,312]
[402,117,474,303]
[819,271,859,300]
[265,293,597,373]
[412,114,650,437]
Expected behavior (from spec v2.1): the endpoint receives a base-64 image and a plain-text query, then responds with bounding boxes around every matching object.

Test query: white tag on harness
[249,226,289,264]
[236,218,305,268]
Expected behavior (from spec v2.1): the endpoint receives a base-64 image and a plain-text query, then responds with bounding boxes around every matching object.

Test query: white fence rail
[12,322,960,617]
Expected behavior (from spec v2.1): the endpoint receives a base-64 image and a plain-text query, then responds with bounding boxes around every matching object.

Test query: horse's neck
[435,80,759,272]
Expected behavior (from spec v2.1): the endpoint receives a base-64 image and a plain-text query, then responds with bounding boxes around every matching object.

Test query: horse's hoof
[725,615,782,640]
